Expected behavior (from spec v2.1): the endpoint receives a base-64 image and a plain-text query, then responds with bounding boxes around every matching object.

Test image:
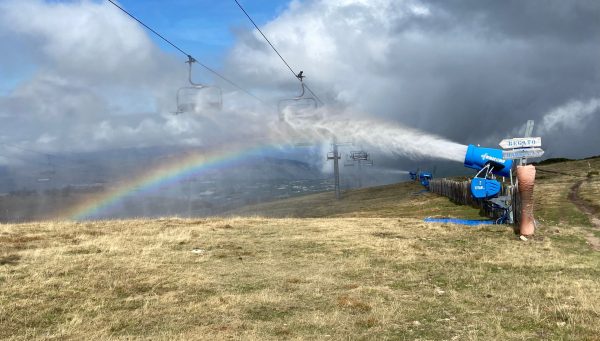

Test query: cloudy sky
[1,0,599,166]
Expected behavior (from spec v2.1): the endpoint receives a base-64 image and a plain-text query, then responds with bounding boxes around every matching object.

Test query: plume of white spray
[380,169,410,175]
[277,106,468,163]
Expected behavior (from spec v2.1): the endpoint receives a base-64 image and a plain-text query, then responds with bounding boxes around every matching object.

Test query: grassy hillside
[228,180,484,219]
[534,157,600,228]
[230,157,600,226]
[1,157,599,340]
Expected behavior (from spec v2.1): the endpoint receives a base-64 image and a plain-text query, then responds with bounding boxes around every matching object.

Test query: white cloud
[2,0,600,165]
[0,0,228,158]
[0,0,162,84]
[539,98,600,134]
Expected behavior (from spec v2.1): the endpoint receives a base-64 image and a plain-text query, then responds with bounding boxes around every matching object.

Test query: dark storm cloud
[227,0,600,159]
[427,0,600,42]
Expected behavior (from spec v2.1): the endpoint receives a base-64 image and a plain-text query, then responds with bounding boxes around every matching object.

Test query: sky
[1,0,600,168]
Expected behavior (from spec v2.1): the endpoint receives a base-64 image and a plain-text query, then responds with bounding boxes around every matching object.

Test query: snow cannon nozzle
[464,144,512,178]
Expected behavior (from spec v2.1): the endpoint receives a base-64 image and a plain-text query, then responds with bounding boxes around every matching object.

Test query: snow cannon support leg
[517,165,536,236]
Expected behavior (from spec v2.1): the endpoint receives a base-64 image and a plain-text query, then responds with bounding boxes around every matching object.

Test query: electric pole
[327,138,354,199]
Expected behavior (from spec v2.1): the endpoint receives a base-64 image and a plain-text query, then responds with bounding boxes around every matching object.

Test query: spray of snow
[278,107,468,163]
[380,169,410,175]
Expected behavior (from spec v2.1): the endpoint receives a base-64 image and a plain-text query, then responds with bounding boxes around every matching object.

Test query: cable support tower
[327,138,353,199]
[105,0,264,104]
[232,0,324,106]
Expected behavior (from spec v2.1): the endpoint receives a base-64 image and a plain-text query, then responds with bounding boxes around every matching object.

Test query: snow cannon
[419,172,433,187]
[409,171,417,180]
[464,145,513,178]
[470,178,501,199]
[463,145,512,200]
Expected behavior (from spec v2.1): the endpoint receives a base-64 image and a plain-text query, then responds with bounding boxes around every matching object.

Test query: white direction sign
[502,148,545,160]
[499,137,542,149]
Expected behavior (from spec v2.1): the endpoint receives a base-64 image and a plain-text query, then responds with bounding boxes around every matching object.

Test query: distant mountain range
[0,146,324,193]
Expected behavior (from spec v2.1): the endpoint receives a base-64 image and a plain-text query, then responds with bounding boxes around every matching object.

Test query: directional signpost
[499,120,544,164]
[502,147,545,160]
[499,137,541,149]
[497,120,544,229]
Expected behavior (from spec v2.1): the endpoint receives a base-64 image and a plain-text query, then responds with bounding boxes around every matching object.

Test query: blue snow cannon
[409,171,417,180]
[464,145,513,178]
[419,172,433,187]
[470,178,502,199]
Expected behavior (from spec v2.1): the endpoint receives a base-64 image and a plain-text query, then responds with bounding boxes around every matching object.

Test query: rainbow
[63,141,288,220]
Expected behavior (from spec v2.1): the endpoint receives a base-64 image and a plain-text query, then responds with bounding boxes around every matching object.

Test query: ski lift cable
[105,0,265,104]
[233,0,297,78]
[232,0,325,105]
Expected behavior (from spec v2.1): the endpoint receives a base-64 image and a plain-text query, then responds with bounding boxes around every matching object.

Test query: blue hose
[424,217,497,226]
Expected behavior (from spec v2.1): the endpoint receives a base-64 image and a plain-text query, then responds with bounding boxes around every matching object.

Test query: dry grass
[579,177,600,211]
[1,217,600,340]
[533,157,600,227]
[227,181,484,219]
[2,157,600,339]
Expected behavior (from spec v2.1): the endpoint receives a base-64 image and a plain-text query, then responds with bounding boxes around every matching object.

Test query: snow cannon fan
[463,145,513,200]
[470,177,502,199]
[419,172,433,187]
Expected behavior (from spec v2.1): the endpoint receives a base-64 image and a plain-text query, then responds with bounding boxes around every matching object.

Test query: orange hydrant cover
[517,165,536,236]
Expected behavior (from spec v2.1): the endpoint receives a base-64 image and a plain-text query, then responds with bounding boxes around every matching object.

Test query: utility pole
[327,140,341,199]
[327,138,353,199]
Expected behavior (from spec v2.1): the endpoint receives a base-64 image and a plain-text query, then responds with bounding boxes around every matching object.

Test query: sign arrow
[502,148,545,160]
[499,137,542,149]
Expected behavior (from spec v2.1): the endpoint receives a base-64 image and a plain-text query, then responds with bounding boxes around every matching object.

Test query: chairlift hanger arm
[186,56,207,88]
[232,0,324,105]
[296,82,307,99]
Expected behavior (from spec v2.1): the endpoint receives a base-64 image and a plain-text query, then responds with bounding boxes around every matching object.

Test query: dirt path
[568,180,600,251]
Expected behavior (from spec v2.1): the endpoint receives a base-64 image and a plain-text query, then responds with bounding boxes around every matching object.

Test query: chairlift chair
[346,151,373,167]
[349,151,369,161]
[174,56,223,115]
[278,72,319,121]
[360,159,374,167]
[344,154,355,167]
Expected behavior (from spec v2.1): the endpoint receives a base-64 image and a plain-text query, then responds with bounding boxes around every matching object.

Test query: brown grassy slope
[1,218,599,340]
[534,156,600,227]
[1,157,600,340]
[227,181,484,219]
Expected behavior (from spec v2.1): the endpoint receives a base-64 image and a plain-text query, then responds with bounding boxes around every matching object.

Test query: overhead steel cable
[233,0,296,78]
[233,0,324,105]
[105,0,264,103]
